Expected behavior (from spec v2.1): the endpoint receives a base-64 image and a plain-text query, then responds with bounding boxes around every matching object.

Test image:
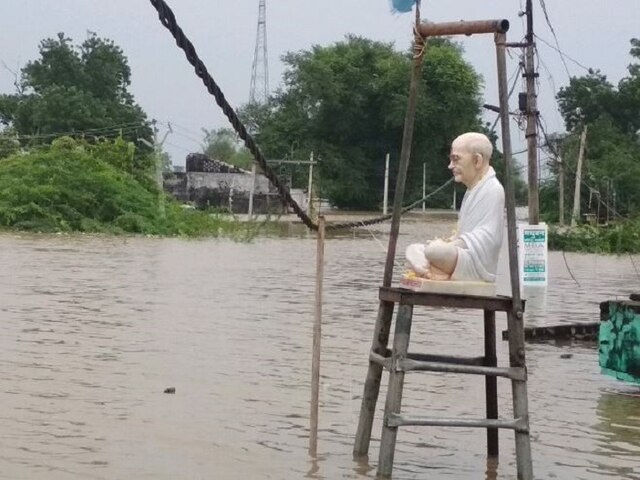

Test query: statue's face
[448,138,483,188]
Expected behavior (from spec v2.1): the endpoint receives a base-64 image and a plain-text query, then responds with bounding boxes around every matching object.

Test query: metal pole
[382,1,424,288]
[525,0,539,224]
[571,126,587,227]
[496,31,533,480]
[422,162,426,212]
[309,216,325,456]
[383,153,390,215]
[558,154,564,226]
[307,152,314,216]
[248,163,256,217]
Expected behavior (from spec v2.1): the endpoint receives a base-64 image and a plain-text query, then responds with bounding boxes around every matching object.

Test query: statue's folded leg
[424,239,458,276]
[405,243,430,276]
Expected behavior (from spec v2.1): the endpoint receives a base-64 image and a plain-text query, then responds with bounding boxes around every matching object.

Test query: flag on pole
[391,0,417,13]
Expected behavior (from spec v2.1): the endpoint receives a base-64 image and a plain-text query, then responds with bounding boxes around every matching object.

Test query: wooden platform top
[380,287,517,312]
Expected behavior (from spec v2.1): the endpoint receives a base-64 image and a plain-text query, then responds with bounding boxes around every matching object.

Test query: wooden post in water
[309,216,325,456]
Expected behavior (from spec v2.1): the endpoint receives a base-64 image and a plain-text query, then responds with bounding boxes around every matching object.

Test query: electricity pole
[525,0,539,224]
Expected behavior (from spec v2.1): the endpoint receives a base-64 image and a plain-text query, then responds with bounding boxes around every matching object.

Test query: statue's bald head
[452,132,493,164]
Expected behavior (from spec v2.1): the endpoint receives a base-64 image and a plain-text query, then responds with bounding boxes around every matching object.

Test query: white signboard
[517,223,548,286]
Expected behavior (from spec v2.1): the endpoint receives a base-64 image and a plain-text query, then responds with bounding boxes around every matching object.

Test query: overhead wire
[537,0,572,79]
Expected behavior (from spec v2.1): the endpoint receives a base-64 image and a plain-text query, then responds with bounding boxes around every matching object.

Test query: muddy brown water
[1,219,639,479]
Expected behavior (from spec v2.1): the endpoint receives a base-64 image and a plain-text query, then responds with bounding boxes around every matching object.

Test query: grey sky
[1,1,639,167]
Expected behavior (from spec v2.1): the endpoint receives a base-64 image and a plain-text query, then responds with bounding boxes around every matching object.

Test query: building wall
[163,171,283,214]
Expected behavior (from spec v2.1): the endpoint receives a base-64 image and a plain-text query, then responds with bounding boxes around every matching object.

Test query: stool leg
[484,310,499,458]
[506,308,534,479]
[378,303,413,478]
[354,300,395,457]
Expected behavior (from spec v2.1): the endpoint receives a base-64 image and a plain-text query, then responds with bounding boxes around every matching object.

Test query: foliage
[242,36,523,210]
[0,142,252,237]
[549,220,640,254]
[202,127,254,170]
[548,38,640,221]
[0,32,152,158]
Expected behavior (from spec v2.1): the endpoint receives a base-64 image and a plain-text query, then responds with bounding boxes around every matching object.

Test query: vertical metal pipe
[484,310,499,457]
[378,303,414,477]
[382,1,424,287]
[497,31,533,478]
[309,216,325,456]
[495,32,522,304]
[353,299,395,456]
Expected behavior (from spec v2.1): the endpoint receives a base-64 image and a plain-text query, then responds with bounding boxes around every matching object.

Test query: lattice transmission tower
[249,0,269,105]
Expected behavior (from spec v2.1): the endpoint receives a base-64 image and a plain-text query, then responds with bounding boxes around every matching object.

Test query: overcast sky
[1,1,639,167]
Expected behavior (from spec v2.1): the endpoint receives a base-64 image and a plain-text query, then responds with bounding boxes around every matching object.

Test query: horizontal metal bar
[369,350,391,369]
[387,414,529,433]
[418,19,509,38]
[407,352,485,366]
[398,359,526,380]
[379,287,515,311]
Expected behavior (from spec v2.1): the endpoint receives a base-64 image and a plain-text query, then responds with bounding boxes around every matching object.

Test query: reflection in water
[594,389,640,477]
[1,223,639,479]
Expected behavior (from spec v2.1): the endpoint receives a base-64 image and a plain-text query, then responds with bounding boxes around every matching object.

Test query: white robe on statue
[452,166,505,282]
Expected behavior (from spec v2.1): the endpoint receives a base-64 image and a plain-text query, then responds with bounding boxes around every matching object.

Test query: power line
[537,0,571,78]
[534,34,591,74]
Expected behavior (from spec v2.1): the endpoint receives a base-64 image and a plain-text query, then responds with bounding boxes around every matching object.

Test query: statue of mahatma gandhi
[405,132,505,283]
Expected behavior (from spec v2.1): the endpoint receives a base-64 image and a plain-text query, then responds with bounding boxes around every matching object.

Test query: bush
[0,143,248,237]
[549,220,640,254]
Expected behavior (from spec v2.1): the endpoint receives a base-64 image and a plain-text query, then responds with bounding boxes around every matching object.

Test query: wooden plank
[379,287,514,311]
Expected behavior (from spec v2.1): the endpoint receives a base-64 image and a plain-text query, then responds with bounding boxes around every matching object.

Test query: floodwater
[1,218,639,480]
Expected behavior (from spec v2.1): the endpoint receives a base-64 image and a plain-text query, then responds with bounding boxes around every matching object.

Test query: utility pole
[525,0,539,225]
[139,121,171,218]
[571,125,588,227]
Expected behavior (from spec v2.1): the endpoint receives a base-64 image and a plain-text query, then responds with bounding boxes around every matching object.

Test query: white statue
[405,132,505,282]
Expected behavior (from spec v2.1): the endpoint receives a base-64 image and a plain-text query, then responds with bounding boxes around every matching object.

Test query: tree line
[1,31,637,224]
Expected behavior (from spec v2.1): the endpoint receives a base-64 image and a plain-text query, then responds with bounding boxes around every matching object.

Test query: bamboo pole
[382,1,424,288]
[309,216,325,456]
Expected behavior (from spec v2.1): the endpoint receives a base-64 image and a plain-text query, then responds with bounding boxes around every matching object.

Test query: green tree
[202,127,253,170]
[242,36,503,209]
[0,32,152,156]
[546,38,640,220]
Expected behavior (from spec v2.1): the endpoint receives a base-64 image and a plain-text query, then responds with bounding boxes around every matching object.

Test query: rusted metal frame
[417,19,509,38]
[496,31,534,480]
[379,287,513,311]
[378,303,414,477]
[353,300,395,456]
[373,349,486,367]
[382,5,424,288]
[397,359,525,380]
[387,414,529,433]
[407,352,485,366]
[484,310,499,457]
